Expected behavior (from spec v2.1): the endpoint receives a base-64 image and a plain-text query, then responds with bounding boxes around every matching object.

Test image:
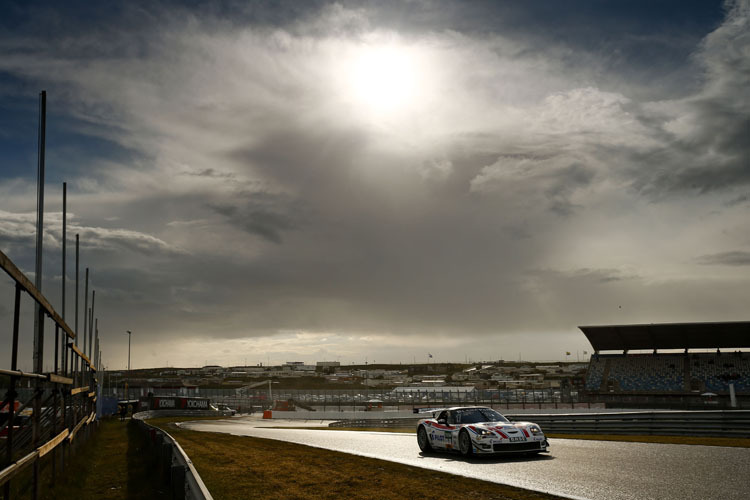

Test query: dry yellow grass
[149,418,564,500]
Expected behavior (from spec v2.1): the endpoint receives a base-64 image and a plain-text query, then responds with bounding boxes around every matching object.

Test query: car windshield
[455,408,509,424]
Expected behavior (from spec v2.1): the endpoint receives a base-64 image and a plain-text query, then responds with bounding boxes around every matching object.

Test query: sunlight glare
[348,44,418,115]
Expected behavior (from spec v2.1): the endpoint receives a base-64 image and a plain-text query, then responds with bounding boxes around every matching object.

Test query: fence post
[171,465,187,500]
[2,284,22,500]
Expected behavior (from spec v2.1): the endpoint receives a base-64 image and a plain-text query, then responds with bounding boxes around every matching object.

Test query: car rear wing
[412,407,448,417]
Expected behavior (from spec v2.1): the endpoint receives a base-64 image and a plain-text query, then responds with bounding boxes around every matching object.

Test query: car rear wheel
[459,429,473,457]
[417,426,433,453]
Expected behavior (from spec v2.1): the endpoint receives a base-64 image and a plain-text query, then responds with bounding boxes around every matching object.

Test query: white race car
[416,406,549,456]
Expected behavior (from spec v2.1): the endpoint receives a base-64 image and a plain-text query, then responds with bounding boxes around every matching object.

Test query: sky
[0,0,748,370]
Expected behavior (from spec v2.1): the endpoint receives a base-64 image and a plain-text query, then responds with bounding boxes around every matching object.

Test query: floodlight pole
[127,330,132,404]
[32,89,46,500]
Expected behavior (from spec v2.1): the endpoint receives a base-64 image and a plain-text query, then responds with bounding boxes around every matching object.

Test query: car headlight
[528,425,543,435]
[477,429,495,438]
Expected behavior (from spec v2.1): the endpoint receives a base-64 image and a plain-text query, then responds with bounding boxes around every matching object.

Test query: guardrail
[132,411,214,500]
[329,410,750,438]
[507,410,750,438]
[329,418,422,428]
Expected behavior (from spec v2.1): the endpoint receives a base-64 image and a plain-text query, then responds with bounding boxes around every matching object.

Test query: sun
[347,44,418,115]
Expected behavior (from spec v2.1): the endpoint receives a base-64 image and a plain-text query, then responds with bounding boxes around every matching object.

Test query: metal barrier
[329,410,750,438]
[132,411,213,500]
[506,410,750,438]
[329,418,422,428]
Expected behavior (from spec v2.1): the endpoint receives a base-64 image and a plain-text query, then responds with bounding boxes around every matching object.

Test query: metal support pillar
[89,291,95,360]
[75,234,79,385]
[84,267,88,360]
[32,89,47,500]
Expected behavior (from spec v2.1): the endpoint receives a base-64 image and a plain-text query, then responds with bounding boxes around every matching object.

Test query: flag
[566,351,571,356]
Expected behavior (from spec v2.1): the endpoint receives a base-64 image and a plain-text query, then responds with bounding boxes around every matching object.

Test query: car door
[429,410,453,450]
[444,410,461,450]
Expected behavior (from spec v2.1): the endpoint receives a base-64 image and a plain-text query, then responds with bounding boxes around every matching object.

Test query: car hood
[469,421,538,432]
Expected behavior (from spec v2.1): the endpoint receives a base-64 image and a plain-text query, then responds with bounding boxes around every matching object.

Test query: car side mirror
[437,418,447,425]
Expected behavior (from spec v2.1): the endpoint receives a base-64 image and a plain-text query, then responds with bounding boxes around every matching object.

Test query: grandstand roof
[579,321,750,351]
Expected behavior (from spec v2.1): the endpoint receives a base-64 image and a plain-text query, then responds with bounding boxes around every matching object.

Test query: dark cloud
[228,125,368,190]
[207,185,304,244]
[726,193,750,206]
[570,268,640,284]
[209,202,297,244]
[545,164,596,216]
[626,1,750,197]
[696,251,750,266]
[184,168,235,179]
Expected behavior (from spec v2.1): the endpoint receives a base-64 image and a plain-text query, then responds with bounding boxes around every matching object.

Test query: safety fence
[1,248,101,499]
[132,412,213,500]
[107,387,587,412]
[329,410,750,438]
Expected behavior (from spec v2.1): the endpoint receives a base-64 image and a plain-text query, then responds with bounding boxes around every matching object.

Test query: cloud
[565,268,641,284]
[0,210,183,257]
[183,168,236,179]
[208,198,298,245]
[726,193,750,206]
[628,0,750,196]
[73,225,186,256]
[696,251,750,266]
[0,2,748,366]
[471,153,596,216]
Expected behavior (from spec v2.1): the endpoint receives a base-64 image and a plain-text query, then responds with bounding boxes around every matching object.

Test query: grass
[31,418,169,500]
[147,417,565,500]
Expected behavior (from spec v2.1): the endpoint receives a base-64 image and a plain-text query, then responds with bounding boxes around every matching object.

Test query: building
[316,361,341,368]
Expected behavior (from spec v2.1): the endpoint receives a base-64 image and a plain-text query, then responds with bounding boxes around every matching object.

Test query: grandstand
[579,321,750,407]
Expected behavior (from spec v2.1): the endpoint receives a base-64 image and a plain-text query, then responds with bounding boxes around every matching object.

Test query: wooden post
[3,284,22,500]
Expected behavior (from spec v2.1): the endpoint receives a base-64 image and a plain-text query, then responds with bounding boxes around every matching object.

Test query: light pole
[126,330,132,405]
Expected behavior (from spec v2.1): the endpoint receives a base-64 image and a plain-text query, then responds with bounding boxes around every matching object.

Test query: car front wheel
[417,426,433,453]
[459,430,473,457]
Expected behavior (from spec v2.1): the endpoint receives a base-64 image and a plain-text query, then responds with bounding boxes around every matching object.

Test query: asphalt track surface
[180,418,750,500]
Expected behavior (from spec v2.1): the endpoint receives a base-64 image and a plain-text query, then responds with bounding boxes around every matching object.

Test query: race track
[179,418,750,500]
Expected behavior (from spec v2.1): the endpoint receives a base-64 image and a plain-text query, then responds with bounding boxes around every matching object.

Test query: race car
[416,406,549,456]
